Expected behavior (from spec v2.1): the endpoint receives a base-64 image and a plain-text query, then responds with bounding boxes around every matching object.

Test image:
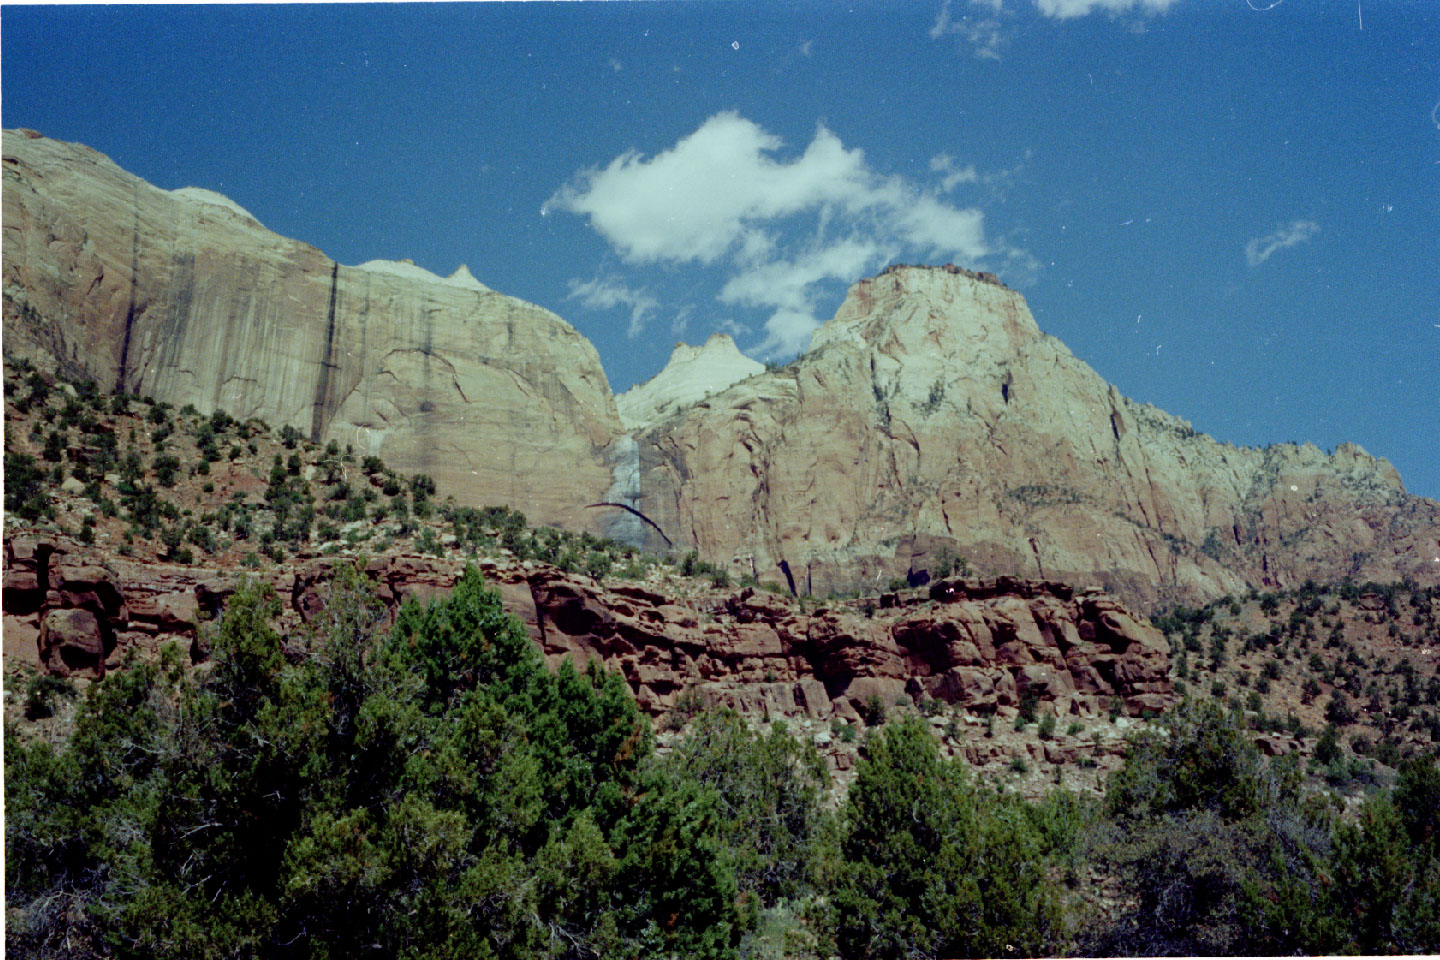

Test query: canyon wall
[7,130,1438,610]
[620,266,1440,609]
[3,130,621,530]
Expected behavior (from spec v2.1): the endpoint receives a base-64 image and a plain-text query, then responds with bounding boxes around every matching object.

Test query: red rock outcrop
[4,536,1172,721]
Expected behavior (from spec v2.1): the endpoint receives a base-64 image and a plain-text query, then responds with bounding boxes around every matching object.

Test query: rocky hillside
[622,264,1440,608]
[7,129,1438,610]
[4,360,1178,798]
[1153,578,1440,780]
[2,129,620,530]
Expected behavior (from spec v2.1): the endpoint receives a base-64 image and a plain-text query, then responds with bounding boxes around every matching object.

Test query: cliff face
[7,131,1437,610]
[623,266,1440,609]
[2,130,622,529]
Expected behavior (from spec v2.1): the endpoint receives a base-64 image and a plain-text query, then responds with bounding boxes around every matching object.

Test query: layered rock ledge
[3,535,1172,722]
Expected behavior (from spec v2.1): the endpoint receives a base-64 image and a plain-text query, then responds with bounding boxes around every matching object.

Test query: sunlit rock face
[6,130,1436,609]
[3,129,623,528]
[626,265,1440,609]
[615,333,764,431]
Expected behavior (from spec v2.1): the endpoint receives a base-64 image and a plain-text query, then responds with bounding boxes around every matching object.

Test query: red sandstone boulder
[39,607,107,678]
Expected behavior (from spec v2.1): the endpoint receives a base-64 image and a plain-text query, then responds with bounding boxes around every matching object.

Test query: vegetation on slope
[1,359,710,586]
[7,564,1440,958]
[1154,578,1440,784]
[7,360,1440,958]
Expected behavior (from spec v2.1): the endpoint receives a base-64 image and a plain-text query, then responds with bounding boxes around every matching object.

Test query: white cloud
[929,0,1008,59]
[551,112,998,359]
[930,153,980,192]
[567,275,659,337]
[1034,0,1179,16]
[715,315,753,339]
[546,112,870,265]
[1245,219,1320,267]
[929,0,1177,55]
[721,238,890,355]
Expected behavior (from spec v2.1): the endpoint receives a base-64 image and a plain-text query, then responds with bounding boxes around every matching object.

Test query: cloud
[1034,0,1179,16]
[929,0,1008,60]
[566,275,659,337]
[929,0,1177,54]
[1245,219,1320,267]
[930,153,980,192]
[720,238,890,355]
[551,112,996,358]
[546,112,870,265]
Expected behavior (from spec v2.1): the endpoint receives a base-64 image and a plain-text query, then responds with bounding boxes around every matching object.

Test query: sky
[3,0,1438,498]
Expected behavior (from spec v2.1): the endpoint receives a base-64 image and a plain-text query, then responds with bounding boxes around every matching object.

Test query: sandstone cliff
[2,129,622,529]
[618,265,1440,609]
[7,131,1437,610]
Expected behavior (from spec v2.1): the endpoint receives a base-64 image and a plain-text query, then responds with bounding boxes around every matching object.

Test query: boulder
[39,607,107,678]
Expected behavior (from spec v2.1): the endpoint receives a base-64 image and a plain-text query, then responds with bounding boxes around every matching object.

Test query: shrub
[152,453,181,487]
[3,452,52,520]
[661,711,828,906]
[1106,699,1292,823]
[1327,691,1359,726]
[22,673,76,720]
[862,694,887,727]
[830,718,1063,958]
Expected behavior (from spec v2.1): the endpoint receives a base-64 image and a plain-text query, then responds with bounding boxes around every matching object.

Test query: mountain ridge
[6,128,1437,609]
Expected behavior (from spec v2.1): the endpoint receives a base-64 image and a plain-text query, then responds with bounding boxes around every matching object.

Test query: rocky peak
[615,332,763,430]
[810,263,1040,357]
[623,262,1439,608]
[169,187,263,226]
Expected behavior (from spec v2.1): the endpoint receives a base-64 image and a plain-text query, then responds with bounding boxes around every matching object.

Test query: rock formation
[7,130,1438,609]
[615,333,764,430]
[618,265,1440,609]
[3,535,1172,722]
[2,129,622,529]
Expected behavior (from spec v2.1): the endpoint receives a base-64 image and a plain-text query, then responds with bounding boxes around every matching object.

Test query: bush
[661,711,828,906]
[862,694,887,727]
[1315,723,1343,765]
[22,674,76,720]
[1326,690,1360,726]
[152,453,181,487]
[1106,699,1292,823]
[829,718,1063,958]
[5,567,750,959]
[3,452,52,520]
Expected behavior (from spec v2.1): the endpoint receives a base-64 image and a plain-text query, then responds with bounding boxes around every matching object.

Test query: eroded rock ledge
[4,535,1173,722]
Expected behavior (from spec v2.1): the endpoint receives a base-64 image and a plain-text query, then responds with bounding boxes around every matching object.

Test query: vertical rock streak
[310,261,340,443]
[114,184,140,394]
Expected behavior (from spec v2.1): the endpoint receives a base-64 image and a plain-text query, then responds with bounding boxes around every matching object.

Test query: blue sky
[4,1,1438,497]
